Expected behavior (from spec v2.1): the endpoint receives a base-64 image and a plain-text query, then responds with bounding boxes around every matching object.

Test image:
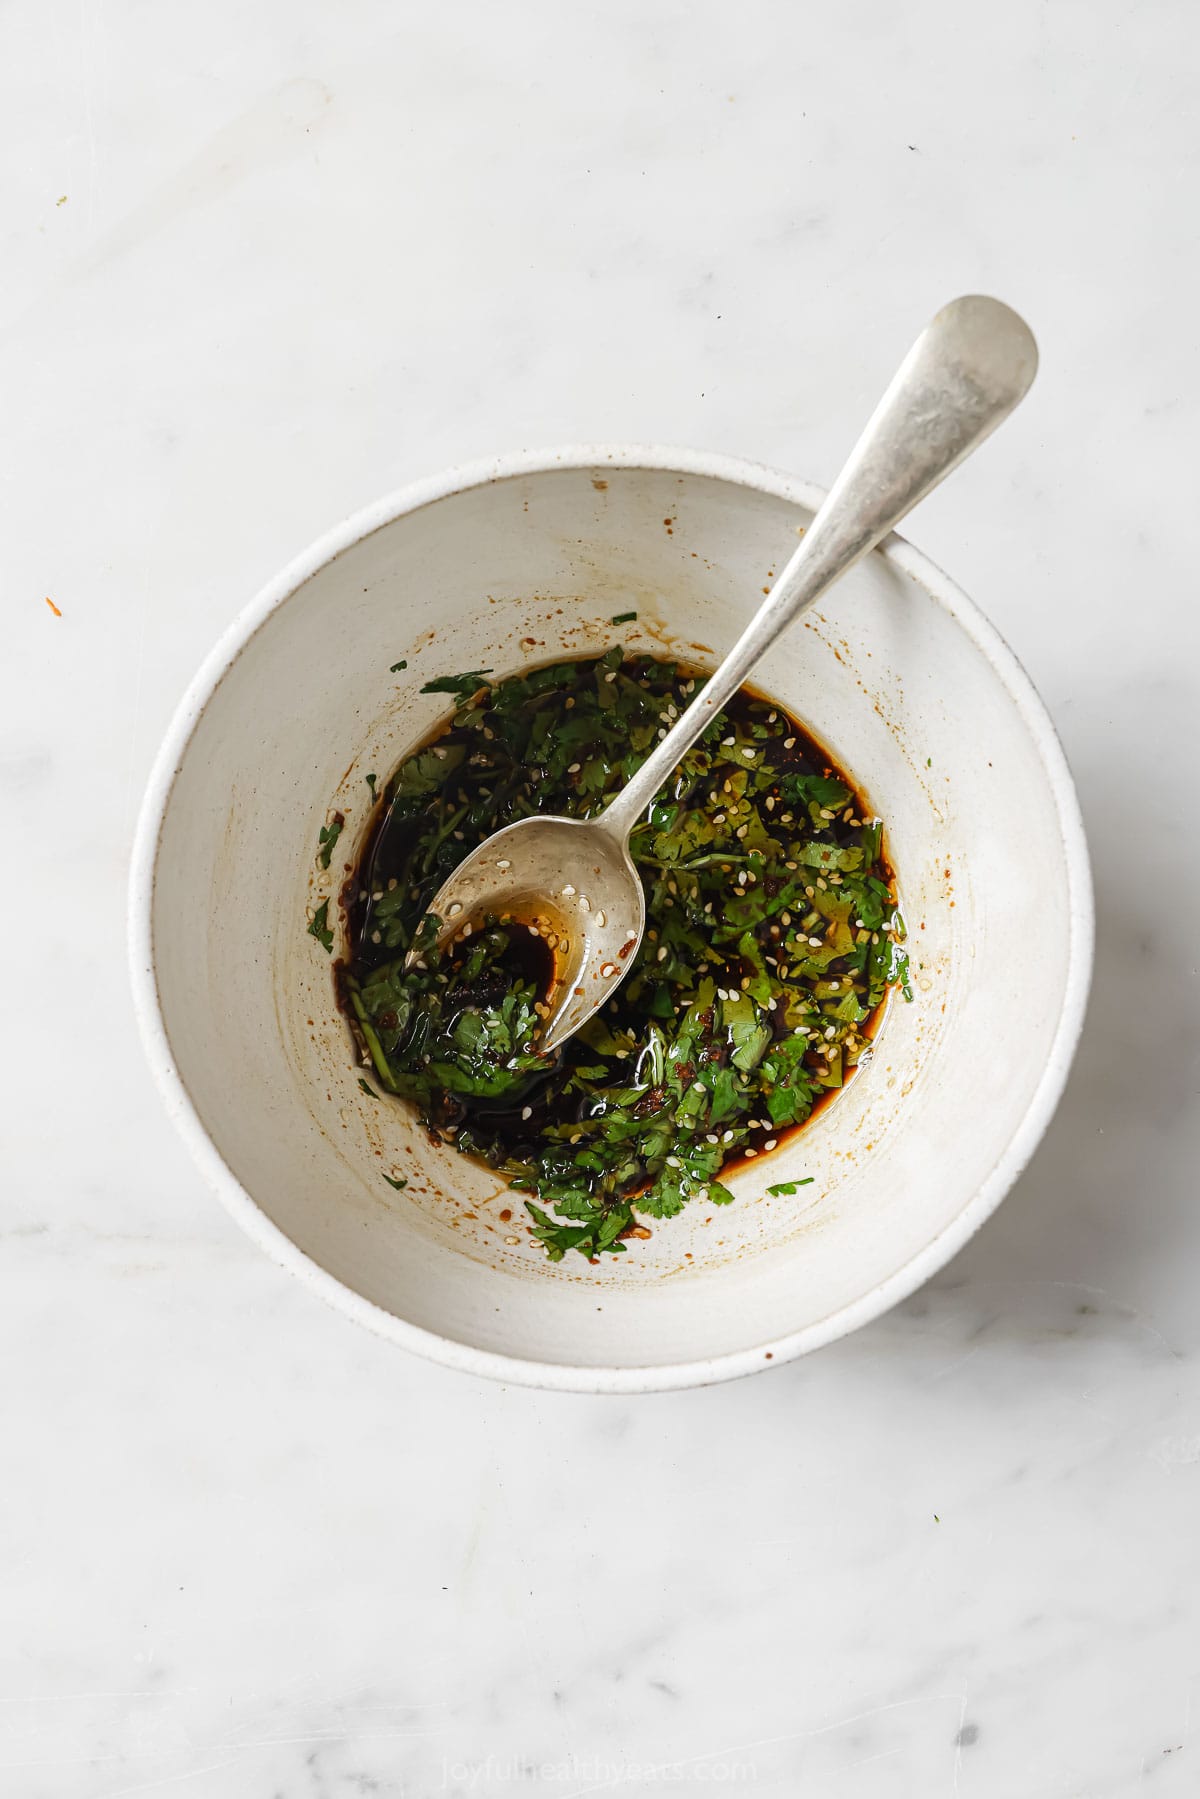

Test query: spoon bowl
[416,814,644,1052]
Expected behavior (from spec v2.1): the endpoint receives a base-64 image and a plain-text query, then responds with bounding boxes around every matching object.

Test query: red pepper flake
[45,596,62,617]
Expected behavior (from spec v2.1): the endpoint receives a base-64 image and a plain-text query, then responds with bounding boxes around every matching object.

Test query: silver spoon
[414,295,1037,1052]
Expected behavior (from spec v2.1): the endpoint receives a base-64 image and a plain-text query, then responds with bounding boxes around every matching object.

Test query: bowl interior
[143,459,1083,1382]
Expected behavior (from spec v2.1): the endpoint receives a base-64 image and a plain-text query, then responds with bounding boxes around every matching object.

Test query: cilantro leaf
[307,899,334,953]
[317,816,344,869]
[420,670,493,696]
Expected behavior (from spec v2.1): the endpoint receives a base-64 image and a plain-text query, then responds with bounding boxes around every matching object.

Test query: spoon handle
[600,294,1037,839]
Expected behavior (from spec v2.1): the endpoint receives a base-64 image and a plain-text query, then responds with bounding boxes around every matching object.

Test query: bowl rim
[128,444,1094,1393]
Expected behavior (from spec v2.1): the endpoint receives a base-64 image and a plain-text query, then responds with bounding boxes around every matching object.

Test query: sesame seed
[666,1155,681,1168]
[745,1147,758,1158]
[657,946,668,961]
[371,930,381,944]
[561,884,576,896]
[580,896,591,912]
[722,736,736,746]
[604,670,617,683]
[768,711,777,723]
[596,910,606,926]
[568,762,581,772]
[764,1139,777,1151]
[809,936,822,947]
[601,962,616,976]
[784,737,796,749]
[497,858,511,870]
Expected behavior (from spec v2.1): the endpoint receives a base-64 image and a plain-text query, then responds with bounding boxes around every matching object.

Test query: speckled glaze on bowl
[129,448,1093,1392]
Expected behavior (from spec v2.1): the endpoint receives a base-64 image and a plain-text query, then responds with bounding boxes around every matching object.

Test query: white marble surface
[4,1,1198,1792]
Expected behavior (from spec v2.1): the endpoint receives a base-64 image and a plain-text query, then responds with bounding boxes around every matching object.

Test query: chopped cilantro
[420,670,493,696]
[365,773,377,796]
[382,1172,408,1190]
[610,610,638,625]
[307,899,334,954]
[357,1077,378,1097]
[390,659,408,672]
[335,653,908,1261]
[317,816,343,869]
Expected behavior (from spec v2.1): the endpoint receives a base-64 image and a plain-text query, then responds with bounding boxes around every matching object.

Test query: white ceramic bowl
[130,448,1092,1392]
